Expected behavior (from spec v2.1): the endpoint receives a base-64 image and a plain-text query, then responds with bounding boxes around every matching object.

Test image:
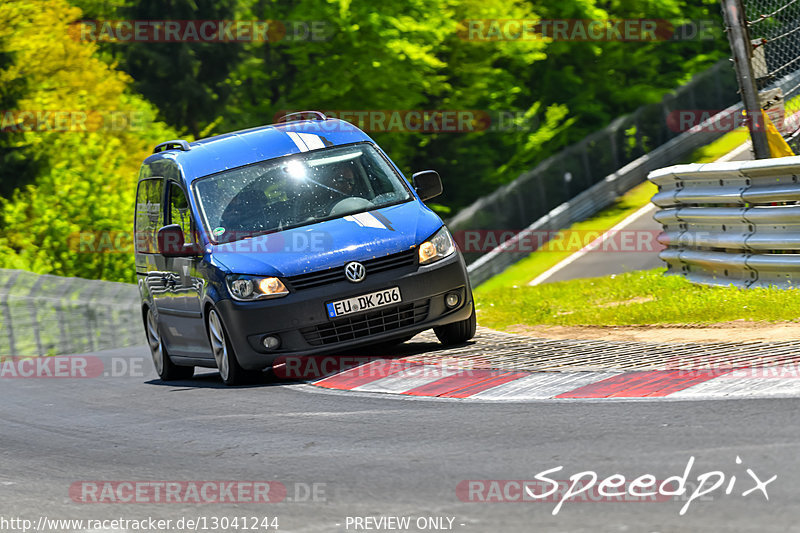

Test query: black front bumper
[214,252,473,370]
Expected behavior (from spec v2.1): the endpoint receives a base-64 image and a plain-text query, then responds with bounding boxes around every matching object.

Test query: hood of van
[210,200,443,277]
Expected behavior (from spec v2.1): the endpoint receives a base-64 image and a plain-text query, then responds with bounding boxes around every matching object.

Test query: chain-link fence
[0,269,141,357]
[744,0,800,151]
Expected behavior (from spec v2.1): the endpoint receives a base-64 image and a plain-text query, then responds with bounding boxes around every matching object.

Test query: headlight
[419,226,456,265]
[226,275,289,301]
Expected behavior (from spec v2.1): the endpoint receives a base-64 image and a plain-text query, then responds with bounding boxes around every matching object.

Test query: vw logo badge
[344,261,366,283]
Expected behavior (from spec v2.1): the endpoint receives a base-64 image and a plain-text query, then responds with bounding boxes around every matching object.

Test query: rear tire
[207,308,260,386]
[145,308,194,381]
[433,302,476,346]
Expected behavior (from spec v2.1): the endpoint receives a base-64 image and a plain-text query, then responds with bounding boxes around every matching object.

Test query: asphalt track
[1,342,798,532]
[4,142,797,532]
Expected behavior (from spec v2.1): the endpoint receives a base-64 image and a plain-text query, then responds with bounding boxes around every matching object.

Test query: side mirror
[157,225,201,257]
[412,170,443,202]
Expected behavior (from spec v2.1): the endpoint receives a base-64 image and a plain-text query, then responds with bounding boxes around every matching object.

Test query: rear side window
[134,178,164,253]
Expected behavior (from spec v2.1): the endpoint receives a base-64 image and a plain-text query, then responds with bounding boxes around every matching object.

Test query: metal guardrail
[649,155,800,288]
[0,269,141,357]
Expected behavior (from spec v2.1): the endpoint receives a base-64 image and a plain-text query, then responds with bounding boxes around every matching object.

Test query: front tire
[207,308,258,386]
[433,302,476,346]
[145,308,194,381]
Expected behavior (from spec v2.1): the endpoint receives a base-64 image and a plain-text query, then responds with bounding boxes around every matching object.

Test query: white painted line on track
[353,365,461,394]
[528,203,656,286]
[470,371,620,400]
[715,140,752,162]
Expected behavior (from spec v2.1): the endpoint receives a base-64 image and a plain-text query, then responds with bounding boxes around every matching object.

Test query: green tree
[0,0,176,281]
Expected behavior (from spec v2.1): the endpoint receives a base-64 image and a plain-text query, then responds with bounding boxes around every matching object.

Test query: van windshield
[192,144,413,243]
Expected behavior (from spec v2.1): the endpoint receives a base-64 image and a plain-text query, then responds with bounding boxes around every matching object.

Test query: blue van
[134,113,475,385]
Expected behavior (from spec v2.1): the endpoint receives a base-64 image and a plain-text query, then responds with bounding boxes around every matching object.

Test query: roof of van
[143,118,374,180]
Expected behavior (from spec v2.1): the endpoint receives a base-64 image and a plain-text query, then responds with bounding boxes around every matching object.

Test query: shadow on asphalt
[143,338,478,389]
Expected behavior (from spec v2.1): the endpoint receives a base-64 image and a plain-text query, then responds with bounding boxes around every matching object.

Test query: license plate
[326,287,402,318]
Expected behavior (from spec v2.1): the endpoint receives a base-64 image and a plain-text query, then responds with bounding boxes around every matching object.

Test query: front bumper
[214,252,473,370]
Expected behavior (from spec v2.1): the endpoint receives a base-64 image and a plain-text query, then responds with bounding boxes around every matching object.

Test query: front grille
[300,300,430,346]
[287,249,417,290]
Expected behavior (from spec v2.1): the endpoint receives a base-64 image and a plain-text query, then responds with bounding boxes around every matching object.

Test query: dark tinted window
[134,179,164,253]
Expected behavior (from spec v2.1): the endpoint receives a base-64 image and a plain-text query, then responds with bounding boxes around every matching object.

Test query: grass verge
[681,128,749,164]
[476,268,800,328]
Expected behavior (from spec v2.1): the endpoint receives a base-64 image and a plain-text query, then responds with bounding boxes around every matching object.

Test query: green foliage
[114,0,245,138]
[0,0,177,282]
[524,0,727,145]
[0,0,732,282]
[73,0,727,211]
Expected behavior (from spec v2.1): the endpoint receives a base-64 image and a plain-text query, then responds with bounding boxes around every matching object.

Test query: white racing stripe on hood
[297,132,325,150]
[344,212,388,229]
[286,131,309,152]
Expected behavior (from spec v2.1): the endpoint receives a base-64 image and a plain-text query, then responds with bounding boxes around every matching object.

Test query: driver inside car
[326,164,358,197]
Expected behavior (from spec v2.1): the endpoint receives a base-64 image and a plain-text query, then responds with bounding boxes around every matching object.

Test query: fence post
[56,278,76,356]
[27,276,45,357]
[721,0,771,158]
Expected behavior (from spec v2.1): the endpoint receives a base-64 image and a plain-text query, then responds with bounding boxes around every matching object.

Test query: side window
[134,178,164,254]
[168,182,194,244]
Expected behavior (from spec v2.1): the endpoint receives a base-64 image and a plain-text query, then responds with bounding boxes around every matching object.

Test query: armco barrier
[0,269,140,357]
[649,155,800,288]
